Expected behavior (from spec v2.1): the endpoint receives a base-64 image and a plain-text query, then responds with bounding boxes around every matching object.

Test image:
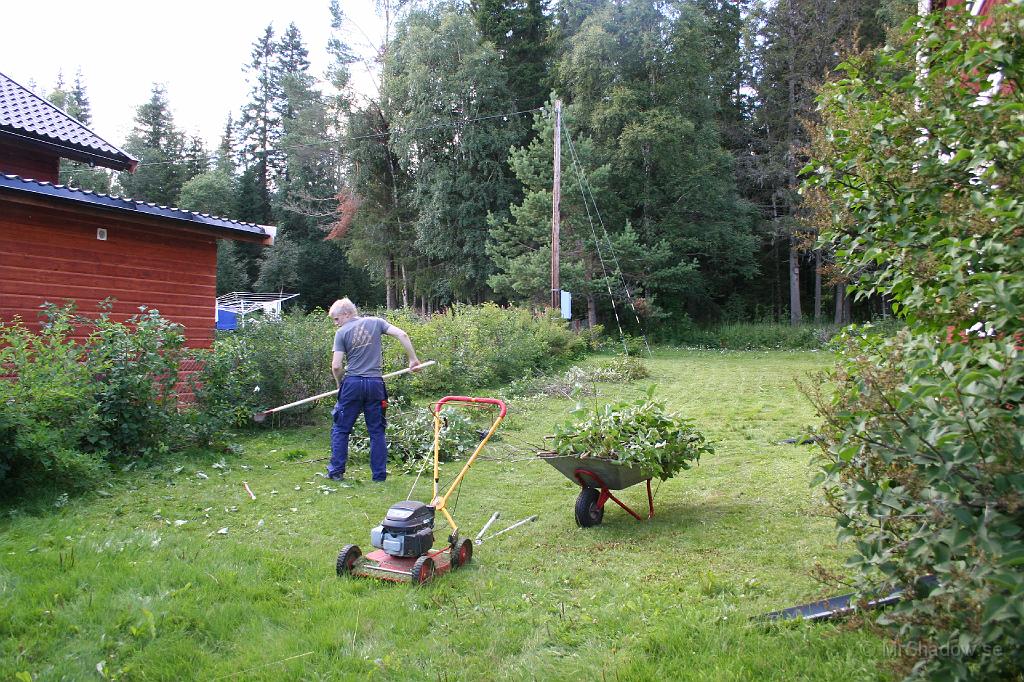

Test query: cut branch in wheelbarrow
[252,360,437,423]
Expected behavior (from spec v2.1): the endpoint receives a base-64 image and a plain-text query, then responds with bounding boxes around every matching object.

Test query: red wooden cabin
[0,70,274,350]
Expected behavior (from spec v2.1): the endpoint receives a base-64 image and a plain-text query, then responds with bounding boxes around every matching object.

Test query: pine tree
[237,25,278,226]
[488,102,674,325]
[552,0,758,319]
[382,5,523,303]
[117,84,187,206]
[47,71,111,192]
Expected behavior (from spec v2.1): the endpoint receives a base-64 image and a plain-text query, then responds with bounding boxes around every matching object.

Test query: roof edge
[0,174,274,244]
[0,127,137,171]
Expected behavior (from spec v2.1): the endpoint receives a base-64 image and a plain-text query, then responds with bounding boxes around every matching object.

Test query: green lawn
[1,350,894,681]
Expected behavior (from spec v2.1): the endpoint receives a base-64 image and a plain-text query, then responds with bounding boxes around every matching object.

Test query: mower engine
[370,500,435,558]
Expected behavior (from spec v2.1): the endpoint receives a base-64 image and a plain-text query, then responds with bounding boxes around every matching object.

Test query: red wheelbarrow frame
[573,468,654,521]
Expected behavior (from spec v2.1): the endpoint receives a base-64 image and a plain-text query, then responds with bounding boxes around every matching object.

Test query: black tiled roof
[0,70,137,171]
[0,174,273,242]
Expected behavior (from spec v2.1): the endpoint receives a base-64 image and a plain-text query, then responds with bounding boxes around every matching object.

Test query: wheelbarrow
[538,452,654,527]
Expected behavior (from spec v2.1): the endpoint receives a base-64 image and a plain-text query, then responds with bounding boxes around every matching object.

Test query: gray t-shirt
[333,316,391,377]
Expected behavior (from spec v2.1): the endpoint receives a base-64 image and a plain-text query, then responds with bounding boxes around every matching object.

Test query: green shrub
[656,322,838,350]
[197,311,336,426]
[187,332,263,440]
[551,387,713,481]
[196,304,589,428]
[0,311,105,492]
[382,303,587,397]
[805,4,1024,678]
[86,302,189,459]
[348,397,483,471]
[0,302,191,496]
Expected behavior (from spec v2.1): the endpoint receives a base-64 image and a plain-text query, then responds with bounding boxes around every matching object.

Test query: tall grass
[652,321,902,350]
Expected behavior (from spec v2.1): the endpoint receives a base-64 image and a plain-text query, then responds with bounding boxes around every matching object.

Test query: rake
[251,360,437,423]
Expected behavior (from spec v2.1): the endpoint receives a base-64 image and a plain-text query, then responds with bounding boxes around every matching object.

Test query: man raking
[327,298,422,482]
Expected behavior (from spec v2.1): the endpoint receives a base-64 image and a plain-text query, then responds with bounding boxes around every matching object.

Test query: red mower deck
[337,539,473,585]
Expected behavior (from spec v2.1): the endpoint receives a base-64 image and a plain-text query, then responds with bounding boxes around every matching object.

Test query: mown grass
[0,349,894,681]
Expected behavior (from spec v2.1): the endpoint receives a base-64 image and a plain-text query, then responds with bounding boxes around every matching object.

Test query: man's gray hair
[329,298,358,316]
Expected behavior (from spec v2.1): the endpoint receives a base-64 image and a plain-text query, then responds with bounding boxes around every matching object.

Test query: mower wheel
[452,538,473,568]
[574,487,604,527]
[336,544,362,576]
[411,555,436,585]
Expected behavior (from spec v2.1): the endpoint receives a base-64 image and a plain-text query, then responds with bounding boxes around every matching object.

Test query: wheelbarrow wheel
[575,487,604,527]
[411,555,436,585]
[336,544,362,576]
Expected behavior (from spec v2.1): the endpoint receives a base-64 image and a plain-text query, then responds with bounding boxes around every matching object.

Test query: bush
[0,302,191,497]
[0,311,105,492]
[656,321,837,350]
[348,397,484,471]
[381,303,588,398]
[194,311,336,427]
[187,331,263,439]
[551,387,713,481]
[87,302,189,459]
[805,4,1024,678]
[195,303,591,428]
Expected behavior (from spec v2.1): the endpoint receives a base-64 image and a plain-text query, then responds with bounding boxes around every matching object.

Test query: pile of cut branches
[551,387,712,481]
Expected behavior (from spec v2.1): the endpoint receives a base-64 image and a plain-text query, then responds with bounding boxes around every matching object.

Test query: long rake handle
[254,360,436,419]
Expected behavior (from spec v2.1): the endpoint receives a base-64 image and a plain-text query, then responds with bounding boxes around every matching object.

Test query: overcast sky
[0,0,384,149]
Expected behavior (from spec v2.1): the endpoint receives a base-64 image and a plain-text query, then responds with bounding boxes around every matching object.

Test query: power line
[559,118,629,354]
[561,117,652,356]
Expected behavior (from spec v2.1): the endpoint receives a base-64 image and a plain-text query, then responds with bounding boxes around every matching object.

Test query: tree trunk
[401,262,409,308]
[813,249,822,323]
[834,284,846,325]
[384,257,396,310]
[773,224,781,322]
[789,236,802,326]
[587,294,598,328]
[786,7,801,328]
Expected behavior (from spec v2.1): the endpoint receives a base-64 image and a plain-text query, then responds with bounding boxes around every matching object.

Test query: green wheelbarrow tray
[538,452,652,490]
[538,452,655,526]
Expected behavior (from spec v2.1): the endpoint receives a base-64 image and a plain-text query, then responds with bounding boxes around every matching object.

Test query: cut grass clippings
[0,349,893,681]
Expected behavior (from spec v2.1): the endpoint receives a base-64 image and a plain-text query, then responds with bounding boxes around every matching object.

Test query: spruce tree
[47,71,111,192]
[237,25,278,226]
[382,5,522,303]
[553,0,758,320]
[745,0,889,323]
[472,0,552,113]
[117,84,187,206]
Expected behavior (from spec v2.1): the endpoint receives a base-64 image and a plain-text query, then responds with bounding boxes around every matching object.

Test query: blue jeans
[329,376,388,481]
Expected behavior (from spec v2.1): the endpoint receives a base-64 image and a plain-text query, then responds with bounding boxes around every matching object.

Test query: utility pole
[551,99,562,310]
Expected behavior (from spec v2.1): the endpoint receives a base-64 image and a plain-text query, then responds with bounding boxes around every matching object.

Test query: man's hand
[409,358,422,371]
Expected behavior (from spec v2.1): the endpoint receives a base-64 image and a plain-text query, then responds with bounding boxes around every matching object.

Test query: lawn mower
[336,395,506,585]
